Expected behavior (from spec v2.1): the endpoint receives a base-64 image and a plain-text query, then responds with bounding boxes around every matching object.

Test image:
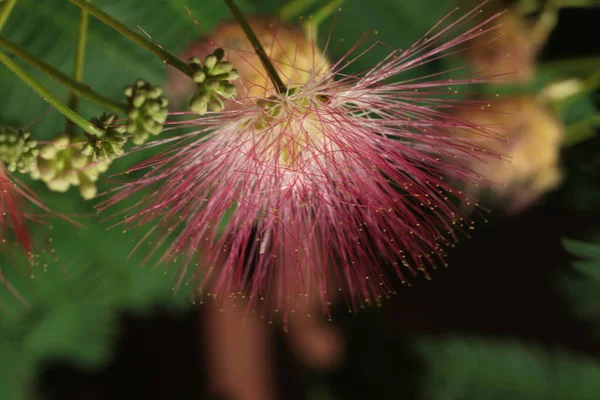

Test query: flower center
[253,92,329,171]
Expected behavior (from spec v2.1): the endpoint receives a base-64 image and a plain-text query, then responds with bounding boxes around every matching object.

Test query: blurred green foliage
[560,239,600,337]
[415,335,600,400]
[0,1,252,398]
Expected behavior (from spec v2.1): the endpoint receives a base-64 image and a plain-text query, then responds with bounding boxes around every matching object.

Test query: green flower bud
[203,54,218,71]
[225,70,240,82]
[145,102,160,114]
[34,158,56,181]
[39,145,58,160]
[30,133,112,199]
[207,96,224,113]
[213,48,225,61]
[149,86,163,99]
[85,113,128,162]
[189,95,208,116]
[193,70,206,84]
[124,79,169,145]
[186,48,240,115]
[78,172,97,200]
[70,153,88,169]
[61,169,79,185]
[205,79,220,91]
[188,56,201,67]
[155,109,168,124]
[81,143,94,157]
[133,94,146,108]
[214,82,238,100]
[124,85,134,98]
[209,61,233,76]
[47,178,70,192]
[0,125,40,174]
[128,109,140,120]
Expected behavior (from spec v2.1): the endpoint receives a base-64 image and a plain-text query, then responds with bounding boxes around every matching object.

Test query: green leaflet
[415,335,600,400]
[0,0,253,139]
[560,238,600,337]
[252,0,455,80]
[0,2,250,399]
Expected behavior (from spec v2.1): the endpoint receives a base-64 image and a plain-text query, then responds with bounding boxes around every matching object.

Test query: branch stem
[223,0,287,94]
[0,0,17,32]
[0,51,104,136]
[67,0,193,77]
[72,8,88,97]
[301,0,344,43]
[0,36,126,114]
[563,115,600,148]
[66,7,90,134]
[280,0,319,20]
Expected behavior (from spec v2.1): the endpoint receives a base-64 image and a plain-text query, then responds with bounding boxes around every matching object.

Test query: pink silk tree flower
[99,4,506,322]
[1,167,35,256]
[0,163,57,307]
[0,161,79,312]
[451,96,563,214]
[0,163,58,257]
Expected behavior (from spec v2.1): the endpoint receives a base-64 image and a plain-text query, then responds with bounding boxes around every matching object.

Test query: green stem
[0,51,104,136]
[223,0,287,94]
[529,0,558,49]
[549,71,600,112]
[66,7,89,134]
[0,36,126,113]
[279,0,319,20]
[0,0,17,32]
[537,57,600,80]
[72,8,88,98]
[302,0,344,42]
[67,0,193,77]
[563,115,600,148]
[581,71,600,96]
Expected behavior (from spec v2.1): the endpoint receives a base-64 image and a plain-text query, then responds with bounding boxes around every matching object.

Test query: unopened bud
[81,143,94,157]
[215,82,237,99]
[0,125,39,173]
[207,96,224,112]
[186,48,240,115]
[31,134,112,199]
[193,70,206,84]
[124,79,169,145]
[203,54,218,70]
[209,61,233,76]
[85,113,127,161]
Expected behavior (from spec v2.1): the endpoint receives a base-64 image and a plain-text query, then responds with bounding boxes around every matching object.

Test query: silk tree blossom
[99,4,506,321]
[0,163,59,307]
[0,165,38,255]
[453,96,563,213]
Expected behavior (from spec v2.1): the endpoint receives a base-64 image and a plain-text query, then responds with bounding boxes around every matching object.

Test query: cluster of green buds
[30,134,111,199]
[0,125,39,173]
[125,79,169,145]
[82,113,127,162]
[188,48,239,115]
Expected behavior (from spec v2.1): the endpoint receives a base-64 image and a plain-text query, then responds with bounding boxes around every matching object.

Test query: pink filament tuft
[99,2,508,323]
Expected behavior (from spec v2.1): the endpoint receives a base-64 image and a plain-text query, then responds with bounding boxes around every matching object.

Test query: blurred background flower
[453,95,564,213]
[167,17,331,110]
